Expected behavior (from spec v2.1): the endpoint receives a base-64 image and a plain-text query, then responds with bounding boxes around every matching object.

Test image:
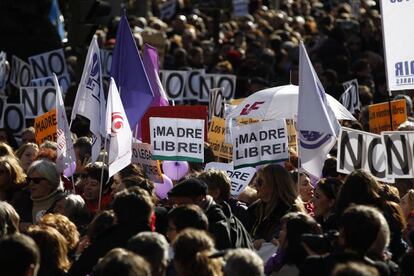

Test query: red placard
[141,105,208,144]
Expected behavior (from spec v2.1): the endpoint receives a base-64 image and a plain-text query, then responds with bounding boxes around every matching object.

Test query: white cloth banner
[232,119,288,169]
[150,117,205,162]
[380,0,414,91]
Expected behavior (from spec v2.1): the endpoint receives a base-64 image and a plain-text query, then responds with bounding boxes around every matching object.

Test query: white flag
[71,36,106,162]
[54,74,76,176]
[297,42,340,178]
[106,78,132,177]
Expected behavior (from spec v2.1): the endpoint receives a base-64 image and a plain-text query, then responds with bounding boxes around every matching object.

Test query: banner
[368,99,407,134]
[28,49,70,93]
[232,119,288,169]
[3,104,25,136]
[21,86,56,118]
[205,162,256,196]
[208,117,233,160]
[340,79,360,114]
[337,127,392,183]
[10,55,32,88]
[209,88,225,120]
[150,117,205,162]
[380,0,414,91]
[34,109,57,145]
[382,131,414,179]
[131,142,163,183]
[160,70,236,101]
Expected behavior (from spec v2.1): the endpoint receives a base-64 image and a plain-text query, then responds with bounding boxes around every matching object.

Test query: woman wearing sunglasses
[12,159,65,225]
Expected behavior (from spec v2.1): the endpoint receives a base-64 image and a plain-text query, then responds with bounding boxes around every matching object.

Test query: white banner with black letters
[340,79,360,114]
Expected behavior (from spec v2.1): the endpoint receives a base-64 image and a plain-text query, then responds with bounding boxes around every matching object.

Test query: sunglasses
[27,177,47,184]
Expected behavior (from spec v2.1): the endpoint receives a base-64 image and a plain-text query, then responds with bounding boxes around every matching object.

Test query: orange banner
[369,99,407,134]
[34,109,57,145]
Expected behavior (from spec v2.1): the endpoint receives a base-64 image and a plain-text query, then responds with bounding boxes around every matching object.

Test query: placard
[34,109,57,145]
[340,79,360,114]
[10,55,32,88]
[21,86,56,118]
[131,142,163,183]
[368,99,407,134]
[208,117,233,159]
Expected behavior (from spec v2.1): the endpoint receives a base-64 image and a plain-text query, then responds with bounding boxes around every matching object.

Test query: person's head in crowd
[0,128,18,149]
[0,201,20,237]
[291,171,314,203]
[86,210,116,242]
[168,178,209,206]
[167,204,209,242]
[21,127,36,144]
[322,157,345,179]
[400,189,414,218]
[93,248,151,276]
[82,162,112,213]
[39,140,57,151]
[366,205,391,261]
[115,176,157,202]
[394,94,413,117]
[53,194,88,222]
[27,225,70,275]
[237,185,258,206]
[114,163,144,183]
[313,178,343,226]
[73,136,92,175]
[359,85,374,106]
[38,213,80,255]
[113,187,154,230]
[27,159,64,222]
[197,169,231,204]
[223,248,264,276]
[0,142,16,157]
[0,156,26,201]
[35,142,57,162]
[127,232,169,276]
[188,46,204,68]
[248,77,270,95]
[335,169,382,216]
[188,143,216,173]
[331,261,380,276]
[173,47,188,69]
[173,229,222,276]
[255,164,304,218]
[15,143,39,172]
[339,205,386,255]
[0,234,40,276]
[268,213,321,273]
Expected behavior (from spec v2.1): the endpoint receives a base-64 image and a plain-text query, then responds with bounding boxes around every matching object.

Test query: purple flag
[143,44,169,107]
[110,15,154,130]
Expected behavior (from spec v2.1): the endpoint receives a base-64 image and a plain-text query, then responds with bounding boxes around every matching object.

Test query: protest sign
[3,104,25,136]
[0,52,9,93]
[340,79,360,113]
[10,55,32,88]
[185,69,205,100]
[100,49,112,78]
[337,127,393,183]
[159,70,187,101]
[382,131,414,179]
[205,162,256,196]
[150,117,205,162]
[141,105,208,144]
[159,0,177,20]
[380,0,414,91]
[368,99,407,134]
[28,49,70,93]
[233,0,250,18]
[209,88,225,120]
[199,74,236,102]
[34,109,57,145]
[286,119,297,152]
[208,117,233,159]
[21,86,56,118]
[131,142,163,183]
[232,119,288,169]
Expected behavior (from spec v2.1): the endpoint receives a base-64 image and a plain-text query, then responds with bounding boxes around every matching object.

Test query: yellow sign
[208,117,233,159]
[286,119,297,151]
[34,109,57,145]
[369,99,407,134]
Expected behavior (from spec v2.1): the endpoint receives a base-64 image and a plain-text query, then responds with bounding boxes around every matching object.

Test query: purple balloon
[155,174,173,199]
[162,161,189,181]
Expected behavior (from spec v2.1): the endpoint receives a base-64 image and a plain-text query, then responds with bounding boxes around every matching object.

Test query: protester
[15,143,39,172]
[247,164,304,250]
[20,127,36,145]
[291,171,315,216]
[0,201,20,237]
[53,194,90,234]
[0,234,40,276]
[400,189,414,219]
[223,248,264,276]
[73,136,92,177]
[0,156,26,202]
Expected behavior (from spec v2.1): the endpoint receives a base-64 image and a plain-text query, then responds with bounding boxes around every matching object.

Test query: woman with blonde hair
[400,189,414,218]
[173,229,222,276]
[0,156,26,202]
[247,164,304,250]
[15,142,39,172]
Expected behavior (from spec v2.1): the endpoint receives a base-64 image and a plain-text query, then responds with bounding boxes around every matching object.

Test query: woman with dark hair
[247,164,304,250]
[335,169,407,261]
[265,212,322,275]
[0,201,20,237]
[0,156,26,202]
[313,178,343,232]
[82,162,112,215]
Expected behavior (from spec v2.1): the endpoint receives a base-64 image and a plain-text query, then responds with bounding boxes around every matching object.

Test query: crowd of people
[1,0,414,276]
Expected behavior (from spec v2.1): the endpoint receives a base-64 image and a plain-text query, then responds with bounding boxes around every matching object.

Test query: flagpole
[387,90,394,130]
[98,135,108,211]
